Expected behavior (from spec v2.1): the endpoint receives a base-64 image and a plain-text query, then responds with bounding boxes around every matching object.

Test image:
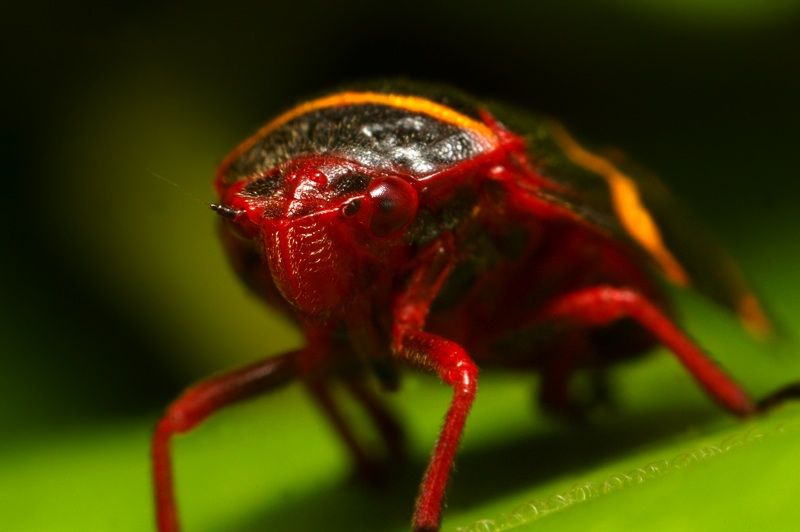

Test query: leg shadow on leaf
[225,404,719,532]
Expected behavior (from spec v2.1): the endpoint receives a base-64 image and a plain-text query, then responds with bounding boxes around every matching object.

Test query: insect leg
[540,285,756,416]
[152,350,299,532]
[755,383,800,413]
[306,379,386,481]
[392,233,475,531]
[395,330,478,532]
[343,378,406,461]
[538,336,593,419]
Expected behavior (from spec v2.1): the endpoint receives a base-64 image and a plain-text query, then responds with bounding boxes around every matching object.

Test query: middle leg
[306,379,384,480]
[343,377,406,461]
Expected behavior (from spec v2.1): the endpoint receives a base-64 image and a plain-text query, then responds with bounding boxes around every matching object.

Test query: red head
[215,154,419,318]
[211,88,503,319]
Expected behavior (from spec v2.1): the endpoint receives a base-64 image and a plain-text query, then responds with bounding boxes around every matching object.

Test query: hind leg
[540,285,800,416]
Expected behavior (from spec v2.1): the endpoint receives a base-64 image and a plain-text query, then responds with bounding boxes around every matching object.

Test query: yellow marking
[219,91,499,181]
[550,123,690,286]
[737,293,773,338]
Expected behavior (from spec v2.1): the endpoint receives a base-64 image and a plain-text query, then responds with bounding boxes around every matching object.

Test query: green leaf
[3,346,800,531]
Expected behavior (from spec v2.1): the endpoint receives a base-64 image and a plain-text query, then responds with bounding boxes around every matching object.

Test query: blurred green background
[2,1,800,531]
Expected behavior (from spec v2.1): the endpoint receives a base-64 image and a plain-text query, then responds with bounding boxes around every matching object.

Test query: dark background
[2,1,799,530]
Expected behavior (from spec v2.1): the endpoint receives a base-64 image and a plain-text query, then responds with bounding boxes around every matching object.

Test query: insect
[152,81,798,531]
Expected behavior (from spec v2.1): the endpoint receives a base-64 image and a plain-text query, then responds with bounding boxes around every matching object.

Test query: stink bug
[152,81,799,532]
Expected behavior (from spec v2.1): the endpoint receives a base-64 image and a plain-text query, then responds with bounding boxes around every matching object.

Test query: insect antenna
[147,168,208,208]
[147,169,245,219]
[209,203,245,219]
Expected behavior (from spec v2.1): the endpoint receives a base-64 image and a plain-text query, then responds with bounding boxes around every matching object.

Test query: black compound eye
[340,198,362,218]
[367,177,419,236]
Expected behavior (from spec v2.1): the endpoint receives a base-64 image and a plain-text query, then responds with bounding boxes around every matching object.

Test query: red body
[220,148,660,372]
[151,83,796,532]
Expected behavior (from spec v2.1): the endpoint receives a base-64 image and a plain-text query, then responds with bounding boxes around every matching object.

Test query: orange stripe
[737,293,773,338]
[219,91,499,182]
[550,123,690,286]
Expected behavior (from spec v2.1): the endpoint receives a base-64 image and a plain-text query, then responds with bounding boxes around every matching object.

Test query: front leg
[153,350,300,532]
[395,330,478,531]
[392,233,476,531]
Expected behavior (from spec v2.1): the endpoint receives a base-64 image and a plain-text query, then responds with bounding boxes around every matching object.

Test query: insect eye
[366,177,418,237]
[341,198,362,218]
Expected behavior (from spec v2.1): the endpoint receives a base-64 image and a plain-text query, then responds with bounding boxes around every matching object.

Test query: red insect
[152,81,798,531]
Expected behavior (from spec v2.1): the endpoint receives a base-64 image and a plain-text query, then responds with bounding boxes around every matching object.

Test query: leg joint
[442,356,478,398]
[546,285,649,325]
[160,385,216,434]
